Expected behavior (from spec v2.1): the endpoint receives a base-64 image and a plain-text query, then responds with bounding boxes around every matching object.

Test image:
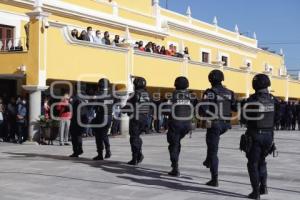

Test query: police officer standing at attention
[241,74,279,200]
[200,69,236,187]
[167,76,194,177]
[92,78,114,161]
[126,77,151,165]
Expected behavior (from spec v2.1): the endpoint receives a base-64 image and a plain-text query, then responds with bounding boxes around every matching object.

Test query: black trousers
[16,122,26,143]
[246,131,273,191]
[129,115,148,159]
[167,120,191,168]
[205,121,229,177]
[70,126,83,155]
[94,116,112,154]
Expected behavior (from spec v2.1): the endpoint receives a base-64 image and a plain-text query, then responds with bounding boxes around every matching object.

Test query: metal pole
[166,0,168,9]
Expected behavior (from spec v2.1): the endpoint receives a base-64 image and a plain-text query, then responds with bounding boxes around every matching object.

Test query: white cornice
[7,0,168,38]
[166,20,259,53]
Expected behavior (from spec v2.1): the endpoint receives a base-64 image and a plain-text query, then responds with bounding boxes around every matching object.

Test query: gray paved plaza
[0,127,300,200]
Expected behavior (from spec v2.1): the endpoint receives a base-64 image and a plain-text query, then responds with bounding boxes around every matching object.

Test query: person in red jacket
[57,94,72,146]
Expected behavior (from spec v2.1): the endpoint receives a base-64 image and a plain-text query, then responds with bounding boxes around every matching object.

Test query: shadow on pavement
[4,152,247,198]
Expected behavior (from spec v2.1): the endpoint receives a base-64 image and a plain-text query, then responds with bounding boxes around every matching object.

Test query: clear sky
[160,0,300,71]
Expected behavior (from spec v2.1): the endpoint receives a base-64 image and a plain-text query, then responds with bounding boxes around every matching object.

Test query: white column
[112,1,119,17]
[285,76,289,101]
[153,0,161,28]
[22,85,48,142]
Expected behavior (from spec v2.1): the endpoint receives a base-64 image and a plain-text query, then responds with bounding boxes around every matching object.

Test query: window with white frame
[201,49,211,63]
[219,52,230,67]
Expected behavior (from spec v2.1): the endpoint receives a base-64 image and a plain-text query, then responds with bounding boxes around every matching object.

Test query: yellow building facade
[0,0,300,140]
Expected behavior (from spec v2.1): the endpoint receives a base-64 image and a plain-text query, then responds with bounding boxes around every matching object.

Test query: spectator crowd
[1,90,300,145]
[70,26,191,59]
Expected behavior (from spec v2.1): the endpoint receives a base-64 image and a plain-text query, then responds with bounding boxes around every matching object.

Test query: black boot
[93,153,104,161]
[69,153,79,158]
[105,150,111,159]
[206,175,219,187]
[137,153,144,164]
[168,167,180,177]
[127,158,138,166]
[260,185,268,195]
[248,191,260,200]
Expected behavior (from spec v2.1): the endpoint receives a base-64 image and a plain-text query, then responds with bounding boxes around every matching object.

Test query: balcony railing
[0,37,27,52]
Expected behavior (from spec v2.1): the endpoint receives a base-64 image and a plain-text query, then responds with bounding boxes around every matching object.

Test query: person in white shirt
[87,26,95,43]
[94,30,102,44]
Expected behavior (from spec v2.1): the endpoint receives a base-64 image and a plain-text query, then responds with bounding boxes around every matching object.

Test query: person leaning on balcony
[79,30,89,41]
[138,41,145,51]
[101,31,111,45]
[152,43,157,53]
[184,47,191,60]
[112,35,120,46]
[166,44,175,56]
[155,45,161,54]
[159,46,167,55]
[94,30,102,44]
[56,94,72,146]
[145,42,153,53]
[87,26,95,43]
[71,29,79,40]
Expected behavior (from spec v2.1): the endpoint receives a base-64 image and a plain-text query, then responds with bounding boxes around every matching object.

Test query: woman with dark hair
[79,30,89,41]
[145,42,153,53]
[71,29,79,39]
[160,46,167,55]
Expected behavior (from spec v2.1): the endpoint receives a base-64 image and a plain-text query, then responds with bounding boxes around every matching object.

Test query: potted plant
[38,115,60,145]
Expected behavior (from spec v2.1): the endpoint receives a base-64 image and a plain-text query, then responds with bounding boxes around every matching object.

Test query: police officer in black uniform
[69,93,84,157]
[242,74,279,200]
[297,103,300,130]
[126,77,151,165]
[166,76,194,177]
[200,69,236,187]
[92,78,114,160]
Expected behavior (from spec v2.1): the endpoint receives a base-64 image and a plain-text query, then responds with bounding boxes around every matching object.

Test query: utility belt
[205,119,229,129]
[247,128,273,135]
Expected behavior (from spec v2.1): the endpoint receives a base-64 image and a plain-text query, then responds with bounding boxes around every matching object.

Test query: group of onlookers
[135,41,190,59]
[40,91,123,146]
[276,101,300,131]
[70,26,191,59]
[71,27,123,46]
[0,96,28,144]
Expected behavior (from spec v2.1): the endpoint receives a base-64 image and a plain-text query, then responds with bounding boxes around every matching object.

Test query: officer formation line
[68,69,280,200]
